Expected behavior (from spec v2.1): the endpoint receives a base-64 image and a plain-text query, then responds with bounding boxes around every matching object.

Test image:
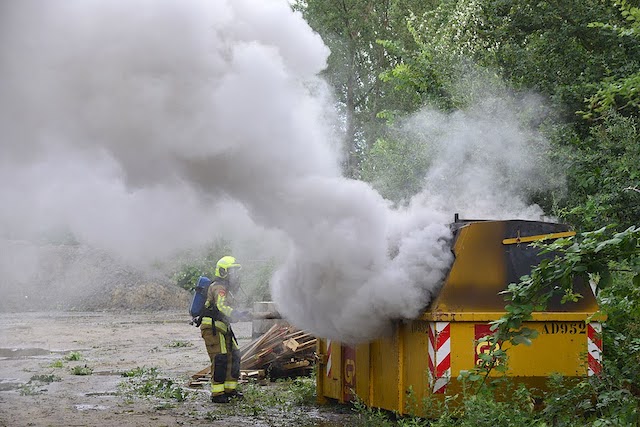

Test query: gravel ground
[0,311,350,427]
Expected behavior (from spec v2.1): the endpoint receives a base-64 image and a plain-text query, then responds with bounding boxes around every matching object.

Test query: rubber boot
[227,391,244,401]
[210,394,231,403]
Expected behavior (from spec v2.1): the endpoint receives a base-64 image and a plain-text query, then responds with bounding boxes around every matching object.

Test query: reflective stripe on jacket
[200,317,228,333]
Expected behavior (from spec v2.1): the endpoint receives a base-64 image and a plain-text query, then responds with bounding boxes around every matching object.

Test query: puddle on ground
[85,391,118,396]
[92,370,123,376]
[0,347,52,358]
[0,380,22,391]
[74,404,109,411]
[0,347,88,359]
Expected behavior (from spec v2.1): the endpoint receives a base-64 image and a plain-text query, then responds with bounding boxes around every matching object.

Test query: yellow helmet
[215,256,241,279]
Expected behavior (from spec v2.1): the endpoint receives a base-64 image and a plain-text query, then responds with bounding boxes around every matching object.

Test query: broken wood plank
[240,323,279,355]
[191,366,211,379]
[282,360,310,370]
[240,369,265,380]
[283,337,300,352]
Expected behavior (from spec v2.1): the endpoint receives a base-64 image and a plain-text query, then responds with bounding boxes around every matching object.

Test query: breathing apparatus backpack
[189,276,213,318]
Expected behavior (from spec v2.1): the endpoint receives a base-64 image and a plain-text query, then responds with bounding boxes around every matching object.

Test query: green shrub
[64,352,82,361]
[172,240,231,291]
[167,340,193,348]
[170,240,275,304]
[70,365,93,375]
[19,383,41,396]
[287,376,316,405]
[49,360,64,368]
[30,374,62,383]
[118,366,189,402]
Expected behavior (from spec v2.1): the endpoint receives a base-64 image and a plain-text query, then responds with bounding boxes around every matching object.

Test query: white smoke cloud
[0,0,559,342]
[405,93,559,221]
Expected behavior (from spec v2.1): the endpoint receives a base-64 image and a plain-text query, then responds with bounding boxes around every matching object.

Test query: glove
[231,310,251,322]
[190,317,202,327]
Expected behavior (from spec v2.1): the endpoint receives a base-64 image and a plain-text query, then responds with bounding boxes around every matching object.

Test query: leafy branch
[624,186,640,194]
[582,1,640,119]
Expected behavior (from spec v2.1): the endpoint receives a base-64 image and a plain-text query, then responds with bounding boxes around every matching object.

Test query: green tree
[359,136,430,204]
[293,0,438,178]
[374,0,639,228]
[379,0,633,124]
[172,239,232,291]
[552,113,640,231]
[584,0,640,119]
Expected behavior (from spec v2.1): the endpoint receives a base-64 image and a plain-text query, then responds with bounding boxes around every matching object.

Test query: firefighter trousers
[201,319,240,397]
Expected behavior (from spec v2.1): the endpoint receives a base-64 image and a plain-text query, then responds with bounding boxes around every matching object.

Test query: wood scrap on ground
[239,324,316,377]
[187,367,269,388]
[187,324,316,388]
[187,366,211,388]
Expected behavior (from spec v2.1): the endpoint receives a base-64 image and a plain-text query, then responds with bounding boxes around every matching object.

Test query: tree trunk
[344,42,358,178]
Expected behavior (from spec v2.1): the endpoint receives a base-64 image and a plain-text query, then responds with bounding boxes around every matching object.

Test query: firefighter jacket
[200,279,237,328]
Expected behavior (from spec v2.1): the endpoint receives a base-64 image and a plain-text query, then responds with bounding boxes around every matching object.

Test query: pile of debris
[188,324,316,388]
[239,324,316,379]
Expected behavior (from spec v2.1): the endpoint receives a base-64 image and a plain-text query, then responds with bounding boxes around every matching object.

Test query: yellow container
[316,219,604,416]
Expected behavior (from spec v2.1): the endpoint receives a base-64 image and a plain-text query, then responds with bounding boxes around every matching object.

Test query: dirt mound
[0,240,191,312]
[86,281,191,311]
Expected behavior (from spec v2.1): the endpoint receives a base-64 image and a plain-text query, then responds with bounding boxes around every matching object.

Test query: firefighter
[200,255,250,403]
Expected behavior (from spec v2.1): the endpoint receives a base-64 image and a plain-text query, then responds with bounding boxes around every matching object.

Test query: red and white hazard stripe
[326,339,333,378]
[428,322,451,394]
[587,322,602,376]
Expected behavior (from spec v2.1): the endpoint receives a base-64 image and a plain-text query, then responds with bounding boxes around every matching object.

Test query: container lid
[423,219,602,321]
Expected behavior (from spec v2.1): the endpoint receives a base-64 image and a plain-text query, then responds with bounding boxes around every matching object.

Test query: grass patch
[65,352,82,361]
[286,376,316,405]
[345,373,640,427]
[19,383,42,396]
[30,374,62,383]
[70,365,93,375]
[118,366,189,402]
[205,374,326,425]
[49,360,64,368]
[168,340,193,348]
[122,366,155,378]
[18,373,63,396]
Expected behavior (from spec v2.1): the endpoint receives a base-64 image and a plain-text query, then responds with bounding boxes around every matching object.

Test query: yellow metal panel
[402,320,431,415]
[316,339,327,404]
[448,322,475,386]
[322,340,342,401]
[430,221,598,314]
[370,333,400,412]
[319,320,596,414]
[355,343,370,406]
[397,323,405,414]
[502,231,576,245]
[433,222,507,313]
[500,321,588,377]
[423,311,606,322]
[447,321,590,378]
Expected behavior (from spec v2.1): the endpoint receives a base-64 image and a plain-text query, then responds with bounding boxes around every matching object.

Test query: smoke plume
[0,1,559,342]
